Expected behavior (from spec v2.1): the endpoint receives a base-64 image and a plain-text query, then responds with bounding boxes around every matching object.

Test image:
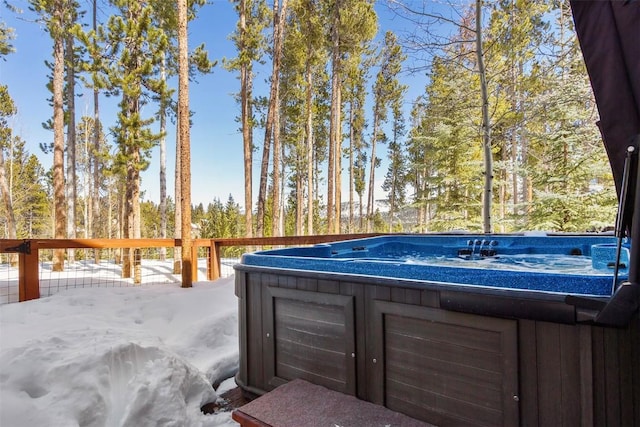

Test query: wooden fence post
[19,241,40,301]
[191,244,199,282]
[209,240,221,280]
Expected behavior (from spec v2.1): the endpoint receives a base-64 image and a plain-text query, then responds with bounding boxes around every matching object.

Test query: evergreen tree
[525,2,615,231]
[343,43,371,232]
[226,0,270,238]
[1,137,50,238]
[255,0,288,237]
[300,0,327,235]
[366,30,406,232]
[30,0,79,270]
[282,0,328,235]
[150,0,212,261]
[104,0,168,276]
[407,54,483,232]
[382,94,407,232]
[0,84,18,240]
[279,8,307,236]
[486,0,551,230]
[75,115,110,237]
[61,1,82,262]
[406,100,434,232]
[326,0,377,233]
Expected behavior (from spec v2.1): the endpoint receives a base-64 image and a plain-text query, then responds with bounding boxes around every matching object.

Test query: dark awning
[570,0,640,196]
[569,1,639,314]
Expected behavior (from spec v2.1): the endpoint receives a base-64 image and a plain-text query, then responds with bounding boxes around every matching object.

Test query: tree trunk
[239,0,253,238]
[348,103,354,233]
[0,147,17,266]
[366,106,379,233]
[82,120,90,240]
[388,173,396,232]
[334,86,342,234]
[65,34,77,263]
[178,0,193,287]
[278,140,286,234]
[257,0,287,237]
[92,0,101,262]
[159,49,167,261]
[358,190,364,232]
[499,166,506,233]
[476,0,492,233]
[327,0,341,234]
[305,59,314,235]
[52,28,66,272]
[131,147,141,284]
[174,111,182,274]
[272,88,282,236]
[296,154,303,235]
[0,148,16,239]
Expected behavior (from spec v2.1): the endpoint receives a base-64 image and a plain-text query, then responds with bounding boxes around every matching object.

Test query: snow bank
[0,277,239,427]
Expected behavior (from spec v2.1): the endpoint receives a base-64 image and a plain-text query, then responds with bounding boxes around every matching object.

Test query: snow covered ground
[0,275,240,426]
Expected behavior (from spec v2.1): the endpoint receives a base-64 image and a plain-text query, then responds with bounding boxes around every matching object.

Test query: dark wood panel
[274,363,348,393]
[375,285,391,301]
[317,279,340,294]
[386,314,504,354]
[246,275,264,391]
[559,323,581,426]
[535,322,564,426]
[263,286,357,395]
[274,309,347,353]
[632,316,640,427]
[592,325,607,427]
[274,321,347,354]
[391,287,405,303]
[339,281,354,295]
[295,276,318,292]
[421,289,439,307]
[385,356,502,409]
[618,325,635,425]
[386,397,478,427]
[275,297,346,326]
[385,331,503,382]
[518,320,539,426]
[385,315,502,372]
[386,378,503,427]
[365,284,382,402]
[372,301,519,427]
[338,281,367,401]
[405,288,422,305]
[629,318,640,427]
[237,272,248,388]
[275,339,347,381]
[578,325,594,427]
[278,274,297,289]
[604,326,622,426]
[261,273,279,287]
[237,269,640,426]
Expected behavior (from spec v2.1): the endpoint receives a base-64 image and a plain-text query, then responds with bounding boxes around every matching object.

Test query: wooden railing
[0,234,384,302]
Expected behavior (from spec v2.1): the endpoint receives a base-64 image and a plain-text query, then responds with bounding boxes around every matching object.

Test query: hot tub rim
[233,263,617,324]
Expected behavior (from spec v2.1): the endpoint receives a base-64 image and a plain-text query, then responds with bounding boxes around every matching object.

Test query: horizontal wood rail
[0,234,385,302]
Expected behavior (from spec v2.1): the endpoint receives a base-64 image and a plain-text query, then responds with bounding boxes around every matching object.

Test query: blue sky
[1,0,433,207]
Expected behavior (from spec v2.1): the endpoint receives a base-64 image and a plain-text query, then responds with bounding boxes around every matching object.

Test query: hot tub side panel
[234,268,640,426]
[263,285,357,394]
[369,300,520,426]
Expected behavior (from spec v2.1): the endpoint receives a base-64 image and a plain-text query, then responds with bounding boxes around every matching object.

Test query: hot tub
[234,234,639,426]
[241,234,630,297]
